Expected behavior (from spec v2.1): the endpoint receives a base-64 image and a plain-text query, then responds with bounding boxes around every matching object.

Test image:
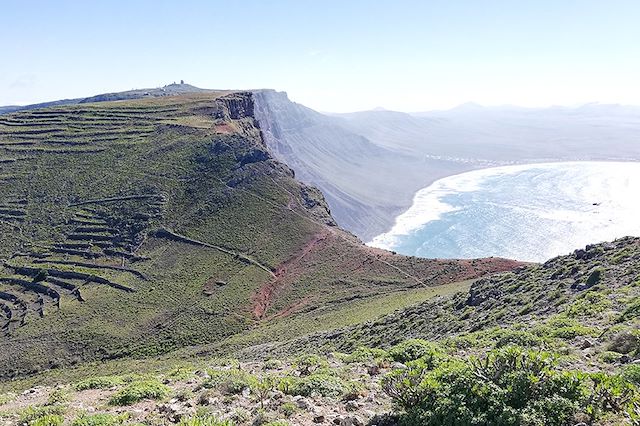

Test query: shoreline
[367,160,640,261]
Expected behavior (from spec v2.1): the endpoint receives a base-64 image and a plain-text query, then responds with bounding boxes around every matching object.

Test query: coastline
[367,160,640,261]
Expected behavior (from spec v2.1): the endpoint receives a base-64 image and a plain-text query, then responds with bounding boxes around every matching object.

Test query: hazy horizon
[3,82,639,116]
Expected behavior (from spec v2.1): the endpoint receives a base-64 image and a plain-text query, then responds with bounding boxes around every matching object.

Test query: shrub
[252,376,275,409]
[72,413,129,426]
[20,406,66,426]
[32,415,64,426]
[276,376,296,395]
[203,369,256,395]
[623,364,640,386]
[543,316,594,339]
[491,329,544,349]
[46,389,69,406]
[280,402,297,418]
[166,366,196,381]
[383,346,635,426]
[598,351,622,364]
[75,376,124,391]
[282,373,347,397]
[617,296,640,323]
[583,373,637,423]
[293,354,328,375]
[0,392,15,406]
[567,291,611,318]
[264,358,282,370]
[109,379,169,405]
[388,339,442,363]
[342,347,389,364]
[177,415,235,426]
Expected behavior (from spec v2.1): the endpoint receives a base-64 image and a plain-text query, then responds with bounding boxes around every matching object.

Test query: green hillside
[1,238,639,425]
[0,92,519,377]
[264,237,640,374]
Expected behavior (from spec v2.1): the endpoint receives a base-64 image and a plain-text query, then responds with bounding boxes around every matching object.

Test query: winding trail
[154,228,276,277]
[251,230,329,320]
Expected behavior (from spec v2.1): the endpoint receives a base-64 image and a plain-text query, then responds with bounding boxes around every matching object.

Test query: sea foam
[368,161,640,262]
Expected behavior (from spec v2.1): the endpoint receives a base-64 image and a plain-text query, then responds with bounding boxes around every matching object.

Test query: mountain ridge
[0,90,520,378]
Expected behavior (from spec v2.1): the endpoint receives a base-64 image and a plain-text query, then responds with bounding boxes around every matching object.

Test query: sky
[2,0,640,112]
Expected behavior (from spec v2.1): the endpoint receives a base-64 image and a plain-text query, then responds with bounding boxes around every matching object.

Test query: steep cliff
[252,90,472,241]
[0,92,520,377]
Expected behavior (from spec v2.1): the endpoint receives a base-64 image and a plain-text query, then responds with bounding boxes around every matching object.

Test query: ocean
[368,161,640,262]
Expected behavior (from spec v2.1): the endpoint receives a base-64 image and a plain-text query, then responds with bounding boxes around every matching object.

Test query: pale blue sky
[2,0,640,112]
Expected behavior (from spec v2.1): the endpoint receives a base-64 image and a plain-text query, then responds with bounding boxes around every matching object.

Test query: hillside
[0,83,212,115]
[0,238,638,426]
[262,237,640,371]
[0,92,519,378]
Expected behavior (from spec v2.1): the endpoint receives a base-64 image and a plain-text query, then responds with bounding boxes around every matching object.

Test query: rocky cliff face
[252,90,452,241]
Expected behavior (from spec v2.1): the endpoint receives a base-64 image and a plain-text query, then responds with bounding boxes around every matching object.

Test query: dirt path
[251,231,329,320]
[155,228,276,277]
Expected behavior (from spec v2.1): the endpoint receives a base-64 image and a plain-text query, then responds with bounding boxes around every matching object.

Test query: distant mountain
[0,106,21,115]
[337,103,640,162]
[0,83,213,115]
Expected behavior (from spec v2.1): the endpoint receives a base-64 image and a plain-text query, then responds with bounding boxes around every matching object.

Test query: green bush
[491,329,544,349]
[177,415,235,426]
[75,376,124,391]
[598,351,622,364]
[293,354,328,375]
[281,373,347,397]
[0,392,15,406]
[541,316,595,339]
[203,369,256,395]
[32,415,64,426]
[388,339,442,363]
[46,389,69,405]
[264,359,283,370]
[623,364,640,386]
[383,345,636,426]
[342,347,389,364]
[166,366,196,381]
[617,296,640,323]
[20,406,66,426]
[109,379,169,405]
[280,401,297,418]
[72,413,128,426]
[567,291,611,318]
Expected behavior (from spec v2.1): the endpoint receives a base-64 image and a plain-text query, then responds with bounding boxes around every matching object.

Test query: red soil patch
[214,123,234,134]
[251,231,329,320]
[250,228,525,321]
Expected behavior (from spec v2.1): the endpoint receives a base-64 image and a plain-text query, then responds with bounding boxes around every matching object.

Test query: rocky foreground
[0,351,400,426]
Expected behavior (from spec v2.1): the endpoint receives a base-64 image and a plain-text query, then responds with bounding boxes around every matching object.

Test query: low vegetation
[0,336,638,425]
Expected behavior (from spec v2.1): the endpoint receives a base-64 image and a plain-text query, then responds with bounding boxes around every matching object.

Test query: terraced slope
[0,93,520,377]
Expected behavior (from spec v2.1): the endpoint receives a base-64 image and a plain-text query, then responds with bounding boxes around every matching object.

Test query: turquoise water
[369,162,640,262]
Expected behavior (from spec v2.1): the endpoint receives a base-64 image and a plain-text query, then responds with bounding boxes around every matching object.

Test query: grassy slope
[265,237,640,373]
[0,93,520,378]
